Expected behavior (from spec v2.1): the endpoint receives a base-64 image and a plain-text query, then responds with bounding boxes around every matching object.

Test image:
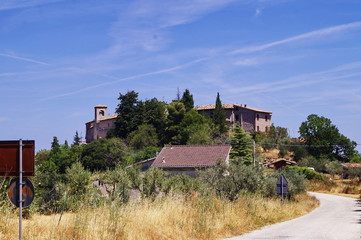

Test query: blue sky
[1,0,361,152]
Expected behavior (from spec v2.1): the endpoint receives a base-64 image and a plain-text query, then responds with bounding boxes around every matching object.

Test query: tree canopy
[299,114,357,162]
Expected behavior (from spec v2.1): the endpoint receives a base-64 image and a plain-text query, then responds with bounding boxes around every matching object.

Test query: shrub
[262,169,306,198]
[199,164,264,201]
[162,174,202,195]
[286,166,323,180]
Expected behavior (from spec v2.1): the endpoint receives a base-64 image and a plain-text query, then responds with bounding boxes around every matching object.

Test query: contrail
[41,57,206,100]
[0,53,50,66]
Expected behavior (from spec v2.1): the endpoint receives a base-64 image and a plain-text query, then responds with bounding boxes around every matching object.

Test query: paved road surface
[225,192,361,240]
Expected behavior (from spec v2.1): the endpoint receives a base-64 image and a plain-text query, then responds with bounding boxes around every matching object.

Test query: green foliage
[81,138,127,171]
[166,101,186,144]
[162,174,202,195]
[186,124,214,145]
[128,124,159,150]
[65,162,91,196]
[179,109,214,144]
[299,114,357,162]
[114,90,143,139]
[142,98,167,143]
[325,161,343,176]
[257,125,289,151]
[230,124,253,165]
[51,136,61,155]
[100,166,131,202]
[73,131,81,146]
[35,149,50,166]
[212,92,227,134]
[126,146,161,165]
[141,168,167,198]
[199,164,264,201]
[286,166,323,180]
[33,162,63,214]
[348,167,361,182]
[263,169,306,198]
[298,156,330,173]
[180,89,194,112]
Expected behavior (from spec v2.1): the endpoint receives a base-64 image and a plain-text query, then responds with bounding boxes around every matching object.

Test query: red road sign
[0,140,34,177]
[7,177,35,208]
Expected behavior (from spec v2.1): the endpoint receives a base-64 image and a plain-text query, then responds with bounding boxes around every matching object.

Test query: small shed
[266,158,296,171]
[150,145,232,177]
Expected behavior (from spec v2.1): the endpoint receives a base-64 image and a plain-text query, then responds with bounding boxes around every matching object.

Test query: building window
[99,110,105,117]
[256,114,259,121]
[257,126,260,131]
[265,115,268,121]
[235,114,239,121]
[265,126,268,132]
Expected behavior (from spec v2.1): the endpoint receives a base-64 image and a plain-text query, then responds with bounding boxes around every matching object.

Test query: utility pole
[253,140,256,167]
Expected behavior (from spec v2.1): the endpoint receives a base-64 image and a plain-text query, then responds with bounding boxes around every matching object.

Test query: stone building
[85,105,118,143]
[197,104,272,132]
[85,103,272,143]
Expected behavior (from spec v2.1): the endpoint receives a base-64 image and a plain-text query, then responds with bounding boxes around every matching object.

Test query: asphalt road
[225,192,361,240]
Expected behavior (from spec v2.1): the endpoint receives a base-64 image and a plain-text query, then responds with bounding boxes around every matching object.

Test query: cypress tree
[213,92,227,134]
[181,89,194,112]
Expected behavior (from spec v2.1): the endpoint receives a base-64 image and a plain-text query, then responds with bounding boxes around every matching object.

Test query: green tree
[166,101,186,144]
[50,136,60,155]
[114,90,144,139]
[178,109,213,144]
[299,114,357,162]
[230,124,253,165]
[73,131,81,146]
[81,138,127,171]
[180,89,194,112]
[128,124,159,149]
[143,98,167,142]
[213,92,227,134]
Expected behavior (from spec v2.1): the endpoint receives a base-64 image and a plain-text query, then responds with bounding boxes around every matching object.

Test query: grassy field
[0,193,318,240]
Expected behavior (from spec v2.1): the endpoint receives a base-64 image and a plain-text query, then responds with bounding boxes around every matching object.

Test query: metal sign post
[0,139,35,240]
[19,139,23,240]
[276,174,288,204]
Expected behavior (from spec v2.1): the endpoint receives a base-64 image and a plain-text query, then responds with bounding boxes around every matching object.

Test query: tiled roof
[197,104,272,114]
[95,104,108,108]
[341,163,361,168]
[86,113,118,124]
[151,145,231,168]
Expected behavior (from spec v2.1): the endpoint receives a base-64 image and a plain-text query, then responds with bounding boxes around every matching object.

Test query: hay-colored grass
[0,193,318,240]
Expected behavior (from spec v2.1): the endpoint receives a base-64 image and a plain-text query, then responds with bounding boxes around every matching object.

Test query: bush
[162,174,202,195]
[262,169,306,198]
[286,166,323,180]
[199,164,264,201]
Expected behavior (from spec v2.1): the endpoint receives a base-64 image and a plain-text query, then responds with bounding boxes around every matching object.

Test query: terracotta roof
[197,104,272,114]
[95,104,108,108]
[341,163,361,168]
[86,113,118,124]
[151,145,231,168]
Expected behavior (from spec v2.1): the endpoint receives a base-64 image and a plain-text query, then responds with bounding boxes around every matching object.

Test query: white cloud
[231,22,361,54]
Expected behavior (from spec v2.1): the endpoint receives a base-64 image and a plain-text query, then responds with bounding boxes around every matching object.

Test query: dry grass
[0,193,318,240]
[308,177,361,199]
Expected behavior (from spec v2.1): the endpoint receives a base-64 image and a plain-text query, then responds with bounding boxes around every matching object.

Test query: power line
[257,142,361,148]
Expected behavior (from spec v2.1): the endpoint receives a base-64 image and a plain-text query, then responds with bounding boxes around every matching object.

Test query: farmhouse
[197,104,272,132]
